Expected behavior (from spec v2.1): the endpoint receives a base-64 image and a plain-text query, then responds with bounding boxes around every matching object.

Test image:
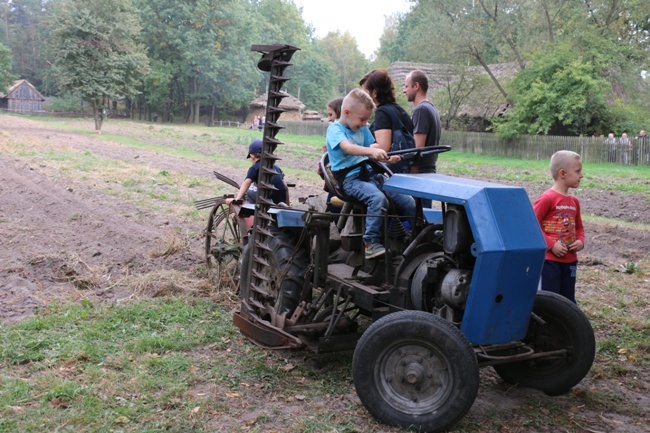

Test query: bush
[44,93,88,113]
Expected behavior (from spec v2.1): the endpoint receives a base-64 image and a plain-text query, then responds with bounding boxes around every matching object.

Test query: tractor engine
[410,204,475,324]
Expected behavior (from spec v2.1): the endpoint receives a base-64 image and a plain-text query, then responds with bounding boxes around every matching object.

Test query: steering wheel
[387,145,452,161]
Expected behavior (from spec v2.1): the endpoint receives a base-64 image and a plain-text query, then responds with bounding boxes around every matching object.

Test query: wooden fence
[277,121,650,166]
[442,132,649,166]
[279,120,330,136]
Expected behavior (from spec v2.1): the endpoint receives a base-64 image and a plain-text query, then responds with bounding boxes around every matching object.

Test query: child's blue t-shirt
[326,120,375,177]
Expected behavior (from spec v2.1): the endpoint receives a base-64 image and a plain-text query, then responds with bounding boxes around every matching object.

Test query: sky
[294,0,413,58]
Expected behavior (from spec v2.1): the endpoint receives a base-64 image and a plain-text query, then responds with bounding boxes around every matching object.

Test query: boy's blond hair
[550,150,581,179]
[342,88,375,113]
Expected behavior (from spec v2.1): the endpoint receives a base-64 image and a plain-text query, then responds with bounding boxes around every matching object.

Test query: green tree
[137,0,259,124]
[250,0,339,111]
[379,0,648,134]
[375,14,405,66]
[252,0,310,49]
[286,46,338,111]
[51,0,149,131]
[433,65,488,129]
[383,0,523,99]
[1,0,54,92]
[492,43,612,137]
[0,42,15,90]
[318,31,368,95]
[139,59,175,121]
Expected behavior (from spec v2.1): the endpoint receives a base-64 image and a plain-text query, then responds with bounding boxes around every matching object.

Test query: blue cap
[247,139,263,158]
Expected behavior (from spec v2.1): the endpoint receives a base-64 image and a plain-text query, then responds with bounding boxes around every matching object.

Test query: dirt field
[1,114,649,432]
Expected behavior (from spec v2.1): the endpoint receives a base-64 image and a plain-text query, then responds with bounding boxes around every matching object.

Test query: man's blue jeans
[342,172,415,244]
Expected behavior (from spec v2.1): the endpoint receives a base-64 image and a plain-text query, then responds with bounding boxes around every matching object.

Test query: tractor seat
[320,153,392,207]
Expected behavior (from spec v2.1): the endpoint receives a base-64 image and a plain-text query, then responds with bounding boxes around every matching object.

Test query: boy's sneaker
[365,243,386,259]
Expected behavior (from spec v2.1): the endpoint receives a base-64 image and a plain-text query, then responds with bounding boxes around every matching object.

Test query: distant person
[635,129,648,164]
[153,113,158,123]
[533,150,585,304]
[253,116,259,130]
[620,133,632,164]
[235,139,289,206]
[403,70,442,174]
[360,69,414,174]
[326,88,415,259]
[258,115,265,131]
[604,133,617,163]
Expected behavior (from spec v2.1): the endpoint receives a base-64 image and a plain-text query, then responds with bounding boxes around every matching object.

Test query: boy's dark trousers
[541,260,577,303]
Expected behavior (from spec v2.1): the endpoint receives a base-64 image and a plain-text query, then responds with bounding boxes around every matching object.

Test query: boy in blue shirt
[326,89,415,259]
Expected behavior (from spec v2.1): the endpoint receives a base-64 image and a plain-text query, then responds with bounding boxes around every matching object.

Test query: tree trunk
[470,46,509,100]
[540,0,555,43]
[503,35,526,70]
[476,0,526,70]
[191,75,200,124]
[91,99,103,132]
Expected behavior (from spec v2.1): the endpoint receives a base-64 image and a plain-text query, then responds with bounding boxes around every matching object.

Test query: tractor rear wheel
[352,311,479,433]
[493,291,595,395]
[240,227,307,320]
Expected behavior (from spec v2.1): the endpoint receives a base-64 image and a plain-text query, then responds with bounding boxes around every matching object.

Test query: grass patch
[441,152,650,194]
[579,256,650,370]
[0,133,231,220]
[0,297,234,432]
[0,296,380,432]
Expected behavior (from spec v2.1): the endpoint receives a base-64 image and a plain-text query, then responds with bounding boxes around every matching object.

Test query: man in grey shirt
[403,69,442,174]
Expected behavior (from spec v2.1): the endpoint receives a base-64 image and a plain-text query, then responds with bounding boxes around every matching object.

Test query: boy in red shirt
[534,150,585,303]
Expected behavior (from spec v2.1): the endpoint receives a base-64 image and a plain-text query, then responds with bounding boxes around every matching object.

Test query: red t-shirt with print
[533,189,585,263]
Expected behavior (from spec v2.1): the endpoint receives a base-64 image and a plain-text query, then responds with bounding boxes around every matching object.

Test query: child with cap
[235,139,289,206]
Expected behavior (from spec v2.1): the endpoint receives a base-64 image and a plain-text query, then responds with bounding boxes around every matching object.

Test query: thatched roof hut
[0,79,46,113]
[388,61,520,130]
[247,91,305,123]
[302,110,323,121]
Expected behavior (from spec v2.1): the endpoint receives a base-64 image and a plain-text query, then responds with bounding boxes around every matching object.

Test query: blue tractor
[233,45,595,433]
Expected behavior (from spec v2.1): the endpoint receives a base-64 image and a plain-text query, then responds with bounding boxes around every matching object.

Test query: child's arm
[534,193,565,256]
[568,202,585,252]
[567,239,584,253]
[235,178,253,201]
[340,139,388,161]
[283,179,290,206]
[551,240,569,257]
[370,140,402,165]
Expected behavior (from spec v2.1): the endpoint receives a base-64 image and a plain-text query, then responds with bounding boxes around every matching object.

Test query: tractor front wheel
[352,311,479,433]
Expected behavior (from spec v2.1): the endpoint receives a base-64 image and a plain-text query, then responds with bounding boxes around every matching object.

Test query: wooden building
[0,79,46,112]
[247,91,305,123]
[302,110,323,121]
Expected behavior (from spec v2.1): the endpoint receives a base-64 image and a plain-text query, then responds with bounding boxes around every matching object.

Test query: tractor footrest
[326,268,390,312]
[233,310,303,350]
[328,263,371,280]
